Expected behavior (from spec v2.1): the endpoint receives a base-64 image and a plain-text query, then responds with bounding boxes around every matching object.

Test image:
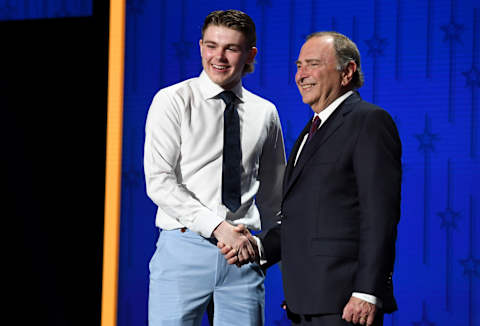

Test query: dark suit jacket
[260,91,401,315]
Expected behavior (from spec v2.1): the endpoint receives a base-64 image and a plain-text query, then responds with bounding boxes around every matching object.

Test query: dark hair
[307,31,364,89]
[202,10,256,74]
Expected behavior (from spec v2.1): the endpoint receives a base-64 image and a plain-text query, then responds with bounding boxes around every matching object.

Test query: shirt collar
[314,90,353,126]
[198,70,244,102]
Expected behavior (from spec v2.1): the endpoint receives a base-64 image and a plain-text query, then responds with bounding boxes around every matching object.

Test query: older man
[221,31,401,326]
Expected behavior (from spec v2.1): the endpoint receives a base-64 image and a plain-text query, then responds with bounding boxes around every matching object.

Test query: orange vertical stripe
[101,1,125,326]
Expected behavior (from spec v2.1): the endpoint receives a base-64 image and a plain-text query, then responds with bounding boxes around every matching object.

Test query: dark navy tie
[218,91,241,212]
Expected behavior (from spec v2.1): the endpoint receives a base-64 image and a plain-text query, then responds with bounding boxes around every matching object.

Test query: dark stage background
[2,1,107,325]
[3,0,479,326]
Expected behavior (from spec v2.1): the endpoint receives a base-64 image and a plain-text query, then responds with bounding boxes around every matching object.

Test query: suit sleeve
[352,108,402,298]
[257,222,282,268]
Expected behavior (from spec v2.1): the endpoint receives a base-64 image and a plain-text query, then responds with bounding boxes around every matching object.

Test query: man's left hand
[342,296,377,326]
[217,224,259,266]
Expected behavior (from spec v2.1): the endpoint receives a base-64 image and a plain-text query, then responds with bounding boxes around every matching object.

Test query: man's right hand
[213,222,257,264]
[216,224,259,266]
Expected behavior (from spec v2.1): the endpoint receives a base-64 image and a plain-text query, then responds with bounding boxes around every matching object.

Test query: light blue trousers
[148,229,265,326]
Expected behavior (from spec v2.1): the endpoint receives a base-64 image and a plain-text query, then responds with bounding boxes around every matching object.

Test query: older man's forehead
[299,38,335,57]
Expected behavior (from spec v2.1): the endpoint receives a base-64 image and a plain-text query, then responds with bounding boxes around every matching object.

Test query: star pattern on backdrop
[437,207,461,229]
[365,34,387,57]
[441,20,464,43]
[415,126,438,153]
[462,65,480,88]
[459,256,480,277]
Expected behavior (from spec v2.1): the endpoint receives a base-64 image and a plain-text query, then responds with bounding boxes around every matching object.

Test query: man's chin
[209,74,230,86]
[301,97,312,105]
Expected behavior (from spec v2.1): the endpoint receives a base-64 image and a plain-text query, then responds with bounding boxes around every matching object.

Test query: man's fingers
[217,243,241,264]
[343,296,377,325]
[239,246,252,263]
[217,242,230,255]
[225,248,238,259]
[215,223,258,265]
[246,240,256,259]
[342,304,352,322]
[351,312,360,324]
[343,313,353,323]
[218,243,235,257]
[234,224,246,233]
[366,311,376,326]
[237,233,255,261]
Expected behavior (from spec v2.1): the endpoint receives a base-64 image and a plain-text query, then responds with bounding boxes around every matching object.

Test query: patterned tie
[218,90,241,212]
[307,116,321,142]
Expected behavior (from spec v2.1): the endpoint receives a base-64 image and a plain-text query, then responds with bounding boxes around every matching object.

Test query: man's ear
[341,61,357,86]
[199,39,203,55]
[246,47,258,64]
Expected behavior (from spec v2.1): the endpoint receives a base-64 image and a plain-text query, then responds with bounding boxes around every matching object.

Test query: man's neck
[312,87,352,113]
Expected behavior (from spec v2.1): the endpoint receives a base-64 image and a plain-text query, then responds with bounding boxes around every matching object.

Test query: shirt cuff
[197,213,224,238]
[351,292,383,308]
[253,236,267,265]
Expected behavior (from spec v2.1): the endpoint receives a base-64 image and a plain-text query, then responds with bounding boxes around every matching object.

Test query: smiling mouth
[212,64,229,71]
[300,83,316,90]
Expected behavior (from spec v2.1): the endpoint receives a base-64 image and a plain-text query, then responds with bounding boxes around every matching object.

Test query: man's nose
[296,67,308,82]
[215,48,227,60]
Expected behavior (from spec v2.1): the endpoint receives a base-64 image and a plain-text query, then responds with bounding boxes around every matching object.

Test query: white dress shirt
[144,71,286,238]
[294,90,353,166]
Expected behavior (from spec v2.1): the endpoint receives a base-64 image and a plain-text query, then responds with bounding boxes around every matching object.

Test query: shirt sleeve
[253,235,268,265]
[351,292,383,308]
[255,107,286,231]
[143,91,223,238]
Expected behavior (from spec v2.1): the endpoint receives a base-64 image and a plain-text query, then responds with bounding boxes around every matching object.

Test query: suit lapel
[282,119,312,197]
[283,92,361,200]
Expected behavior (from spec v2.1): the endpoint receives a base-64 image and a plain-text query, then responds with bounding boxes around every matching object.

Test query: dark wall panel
[2,2,109,325]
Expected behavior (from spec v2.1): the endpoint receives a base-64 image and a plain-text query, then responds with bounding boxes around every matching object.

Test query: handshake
[213,221,260,266]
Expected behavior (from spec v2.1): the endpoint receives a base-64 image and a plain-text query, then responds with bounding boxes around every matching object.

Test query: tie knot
[307,116,321,142]
[311,116,321,129]
[218,90,236,105]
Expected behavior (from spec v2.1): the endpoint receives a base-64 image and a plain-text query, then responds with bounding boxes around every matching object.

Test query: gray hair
[307,31,364,88]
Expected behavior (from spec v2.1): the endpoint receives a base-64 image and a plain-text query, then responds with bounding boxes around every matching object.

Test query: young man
[144,10,285,326]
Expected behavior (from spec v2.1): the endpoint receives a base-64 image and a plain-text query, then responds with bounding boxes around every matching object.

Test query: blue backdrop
[116,0,479,325]
[5,0,476,325]
[3,0,477,325]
